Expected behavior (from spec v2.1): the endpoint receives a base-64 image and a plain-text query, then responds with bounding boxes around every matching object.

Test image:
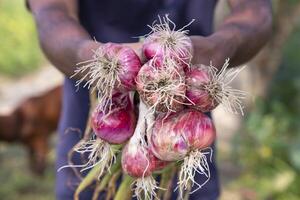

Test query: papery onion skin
[186,67,219,112]
[136,61,186,113]
[150,109,216,161]
[121,143,168,178]
[104,43,142,91]
[91,93,136,144]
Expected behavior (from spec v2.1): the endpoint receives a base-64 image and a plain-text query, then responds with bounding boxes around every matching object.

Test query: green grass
[0,0,43,76]
[0,143,55,200]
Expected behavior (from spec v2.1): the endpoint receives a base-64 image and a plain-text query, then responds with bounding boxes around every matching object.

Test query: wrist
[76,40,101,62]
[208,30,238,63]
[190,30,239,68]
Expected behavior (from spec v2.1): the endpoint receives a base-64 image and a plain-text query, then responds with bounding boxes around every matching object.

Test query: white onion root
[58,135,116,179]
[177,148,213,198]
[72,45,121,113]
[204,59,247,115]
[133,176,160,200]
[137,60,189,113]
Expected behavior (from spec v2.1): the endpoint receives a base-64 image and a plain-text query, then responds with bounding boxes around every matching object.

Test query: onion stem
[157,163,177,200]
[114,175,134,200]
[91,158,121,200]
[130,100,148,146]
[177,148,213,198]
[73,162,101,200]
[73,154,121,200]
[205,59,247,115]
[105,169,122,200]
[66,91,98,180]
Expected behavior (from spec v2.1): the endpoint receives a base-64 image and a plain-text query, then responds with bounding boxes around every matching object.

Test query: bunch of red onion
[121,15,198,198]
[63,15,247,200]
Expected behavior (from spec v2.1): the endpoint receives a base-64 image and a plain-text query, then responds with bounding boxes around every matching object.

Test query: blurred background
[0,0,299,199]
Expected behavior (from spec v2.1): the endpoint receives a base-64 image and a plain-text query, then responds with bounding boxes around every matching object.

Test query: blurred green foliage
[0,144,54,200]
[233,23,300,199]
[0,0,42,76]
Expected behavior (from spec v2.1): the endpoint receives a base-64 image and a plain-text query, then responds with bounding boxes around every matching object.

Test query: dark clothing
[78,0,217,42]
[56,0,219,199]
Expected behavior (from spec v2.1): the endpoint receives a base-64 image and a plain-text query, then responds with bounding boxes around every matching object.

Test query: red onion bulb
[186,60,247,114]
[150,109,216,161]
[185,66,219,112]
[104,43,142,90]
[74,43,141,112]
[122,143,167,178]
[136,60,186,113]
[142,16,193,65]
[91,93,136,144]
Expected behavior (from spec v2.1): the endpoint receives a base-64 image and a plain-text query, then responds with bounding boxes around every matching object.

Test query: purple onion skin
[186,67,219,112]
[179,110,216,150]
[104,43,142,91]
[150,113,189,161]
[91,93,136,144]
[118,47,142,89]
[150,109,216,161]
[121,143,168,178]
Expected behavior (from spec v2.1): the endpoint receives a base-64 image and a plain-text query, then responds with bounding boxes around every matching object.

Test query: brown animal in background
[0,85,62,175]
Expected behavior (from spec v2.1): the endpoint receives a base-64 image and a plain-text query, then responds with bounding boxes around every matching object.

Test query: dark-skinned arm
[191,0,273,68]
[28,0,101,76]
